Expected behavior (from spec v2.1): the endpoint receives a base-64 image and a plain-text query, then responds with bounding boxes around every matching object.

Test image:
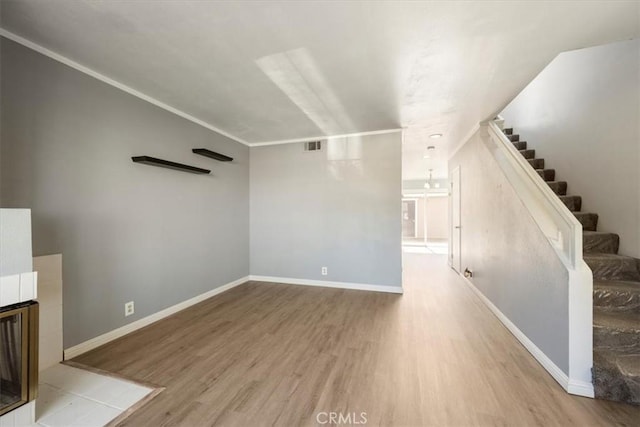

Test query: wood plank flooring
[74,253,640,426]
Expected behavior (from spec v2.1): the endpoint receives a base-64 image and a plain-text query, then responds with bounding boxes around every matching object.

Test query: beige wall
[416,198,425,238]
[426,196,448,240]
[405,195,448,240]
[34,254,63,371]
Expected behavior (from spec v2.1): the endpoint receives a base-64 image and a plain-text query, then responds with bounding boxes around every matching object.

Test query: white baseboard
[568,379,595,398]
[460,275,594,398]
[64,276,250,359]
[249,275,403,294]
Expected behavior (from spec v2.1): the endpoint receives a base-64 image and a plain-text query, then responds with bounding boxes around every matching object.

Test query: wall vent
[304,140,322,152]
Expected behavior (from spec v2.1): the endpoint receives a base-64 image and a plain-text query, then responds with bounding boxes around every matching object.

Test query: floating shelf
[192,148,233,162]
[131,156,210,174]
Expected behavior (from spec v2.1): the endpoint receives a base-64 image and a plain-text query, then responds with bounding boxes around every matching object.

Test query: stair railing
[484,117,582,268]
[483,116,593,397]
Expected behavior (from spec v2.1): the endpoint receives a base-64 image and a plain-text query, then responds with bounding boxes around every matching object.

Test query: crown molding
[1,28,404,149]
[250,128,404,147]
[0,28,251,147]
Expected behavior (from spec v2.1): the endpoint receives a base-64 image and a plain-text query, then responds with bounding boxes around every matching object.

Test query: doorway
[401,193,450,254]
[402,199,418,239]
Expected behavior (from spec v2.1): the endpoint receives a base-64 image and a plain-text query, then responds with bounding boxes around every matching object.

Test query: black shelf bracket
[131,156,210,174]
[192,148,233,162]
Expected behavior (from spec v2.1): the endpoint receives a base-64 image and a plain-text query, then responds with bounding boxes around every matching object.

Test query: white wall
[425,196,448,240]
[0,209,32,276]
[449,131,570,375]
[250,133,402,288]
[501,38,640,258]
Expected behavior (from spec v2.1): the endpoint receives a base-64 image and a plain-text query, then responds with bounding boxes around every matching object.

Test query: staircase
[503,127,640,405]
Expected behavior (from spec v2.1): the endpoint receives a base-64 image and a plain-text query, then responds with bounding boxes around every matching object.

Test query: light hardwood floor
[74,253,640,426]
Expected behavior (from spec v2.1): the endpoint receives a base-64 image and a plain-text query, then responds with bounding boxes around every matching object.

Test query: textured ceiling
[1,1,638,180]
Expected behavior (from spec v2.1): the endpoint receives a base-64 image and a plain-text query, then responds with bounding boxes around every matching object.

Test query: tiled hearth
[35,364,155,427]
[0,272,37,307]
[0,363,156,427]
[2,248,156,427]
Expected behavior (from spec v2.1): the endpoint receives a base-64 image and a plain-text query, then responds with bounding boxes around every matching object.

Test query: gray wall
[250,134,402,288]
[449,131,570,374]
[501,39,640,258]
[0,38,249,348]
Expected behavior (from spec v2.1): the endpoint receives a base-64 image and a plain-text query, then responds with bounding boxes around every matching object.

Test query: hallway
[73,253,639,426]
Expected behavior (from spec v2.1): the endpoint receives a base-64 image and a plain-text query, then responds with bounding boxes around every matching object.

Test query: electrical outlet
[125,301,134,317]
[321,267,328,276]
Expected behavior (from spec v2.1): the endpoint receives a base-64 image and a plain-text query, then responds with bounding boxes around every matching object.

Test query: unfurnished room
[0,1,639,426]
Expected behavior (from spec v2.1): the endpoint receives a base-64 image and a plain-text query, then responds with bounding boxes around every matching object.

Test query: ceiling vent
[304,140,322,152]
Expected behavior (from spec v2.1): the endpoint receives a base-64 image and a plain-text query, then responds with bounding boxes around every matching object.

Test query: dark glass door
[0,306,28,416]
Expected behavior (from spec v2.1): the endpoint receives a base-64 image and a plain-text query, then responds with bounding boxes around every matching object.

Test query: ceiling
[1,1,638,180]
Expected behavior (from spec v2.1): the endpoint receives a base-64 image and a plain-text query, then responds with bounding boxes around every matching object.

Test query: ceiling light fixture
[429,133,443,139]
[423,154,431,159]
[427,145,435,150]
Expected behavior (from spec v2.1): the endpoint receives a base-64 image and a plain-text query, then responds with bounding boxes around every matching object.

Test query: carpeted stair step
[504,124,640,406]
[559,195,582,212]
[584,231,620,254]
[593,310,640,351]
[584,253,640,281]
[574,212,598,231]
[547,181,567,195]
[519,149,535,159]
[593,349,640,404]
[501,124,640,406]
[536,169,555,181]
[594,280,640,313]
[528,158,545,169]
[512,141,527,150]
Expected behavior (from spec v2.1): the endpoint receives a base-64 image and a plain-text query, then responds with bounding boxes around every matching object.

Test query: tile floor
[34,364,153,427]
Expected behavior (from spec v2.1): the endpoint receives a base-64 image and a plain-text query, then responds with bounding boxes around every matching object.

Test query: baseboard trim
[460,275,594,398]
[567,379,595,398]
[63,276,250,360]
[249,275,403,294]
